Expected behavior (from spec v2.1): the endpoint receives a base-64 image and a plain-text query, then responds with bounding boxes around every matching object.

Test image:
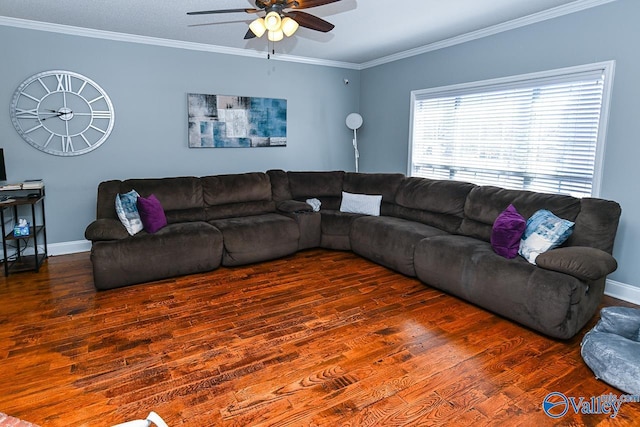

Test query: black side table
[0,188,47,276]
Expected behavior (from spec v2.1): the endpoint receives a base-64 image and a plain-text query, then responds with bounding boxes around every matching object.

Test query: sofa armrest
[277,200,313,213]
[85,218,129,241]
[535,246,617,281]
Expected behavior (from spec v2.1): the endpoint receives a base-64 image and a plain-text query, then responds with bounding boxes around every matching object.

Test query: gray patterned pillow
[519,209,574,264]
[115,190,143,235]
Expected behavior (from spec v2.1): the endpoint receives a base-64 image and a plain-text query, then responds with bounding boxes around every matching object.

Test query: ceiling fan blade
[187,8,258,16]
[285,11,334,32]
[244,28,257,39]
[289,0,342,9]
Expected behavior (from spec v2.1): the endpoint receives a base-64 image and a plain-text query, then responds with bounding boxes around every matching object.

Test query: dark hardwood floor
[0,249,638,426]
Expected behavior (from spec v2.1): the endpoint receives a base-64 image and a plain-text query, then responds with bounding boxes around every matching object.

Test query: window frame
[407,61,616,197]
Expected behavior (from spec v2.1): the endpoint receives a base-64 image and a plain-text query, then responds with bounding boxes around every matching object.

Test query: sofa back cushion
[393,177,475,233]
[202,172,276,220]
[343,172,404,216]
[96,180,123,220]
[459,185,581,243]
[287,171,345,210]
[267,169,293,201]
[120,177,205,223]
[565,198,621,254]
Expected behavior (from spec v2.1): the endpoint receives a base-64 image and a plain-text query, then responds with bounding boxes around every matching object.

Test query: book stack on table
[0,179,44,191]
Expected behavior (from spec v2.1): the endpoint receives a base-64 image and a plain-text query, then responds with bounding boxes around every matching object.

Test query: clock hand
[41,112,68,121]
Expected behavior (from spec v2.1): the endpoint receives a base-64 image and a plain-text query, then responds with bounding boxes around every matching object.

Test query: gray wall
[0,25,360,244]
[2,1,637,291]
[359,0,640,288]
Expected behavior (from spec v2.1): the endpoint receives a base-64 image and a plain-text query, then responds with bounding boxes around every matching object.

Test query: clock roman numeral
[56,74,72,92]
[92,111,112,119]
[15,108,39,119]
[62,136,74,153]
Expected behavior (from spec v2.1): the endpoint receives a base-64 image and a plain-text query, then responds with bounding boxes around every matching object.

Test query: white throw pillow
[339,191,382,216]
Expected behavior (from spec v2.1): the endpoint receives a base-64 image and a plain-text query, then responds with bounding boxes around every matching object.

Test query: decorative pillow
[519,209,574,264]
[339,191,382,216]
[490,204,526,259]
[137,194,167,234]
[115,190,143,235]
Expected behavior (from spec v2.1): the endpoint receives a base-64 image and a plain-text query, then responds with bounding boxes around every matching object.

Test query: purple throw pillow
[491,204,526,259]
[136,194,167,234]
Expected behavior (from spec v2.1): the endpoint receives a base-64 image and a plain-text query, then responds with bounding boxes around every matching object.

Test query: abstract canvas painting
[188,93,287,148]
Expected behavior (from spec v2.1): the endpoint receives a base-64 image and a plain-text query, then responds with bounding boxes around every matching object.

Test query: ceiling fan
[187,0,342,42]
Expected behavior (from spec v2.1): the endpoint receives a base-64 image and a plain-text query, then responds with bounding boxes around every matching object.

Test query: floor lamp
[346,113,363,172]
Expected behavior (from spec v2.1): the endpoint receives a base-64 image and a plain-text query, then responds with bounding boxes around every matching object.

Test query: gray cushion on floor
[581,306,640,395]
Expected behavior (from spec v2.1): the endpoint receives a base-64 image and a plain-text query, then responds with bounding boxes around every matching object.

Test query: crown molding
[0,0,617,71]
[0,16,360,70]
[360,0,618,69]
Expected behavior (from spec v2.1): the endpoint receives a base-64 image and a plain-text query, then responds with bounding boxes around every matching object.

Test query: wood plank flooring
[0,249,638,426]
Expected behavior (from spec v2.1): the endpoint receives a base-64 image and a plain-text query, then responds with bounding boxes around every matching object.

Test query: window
[408,62,615,197]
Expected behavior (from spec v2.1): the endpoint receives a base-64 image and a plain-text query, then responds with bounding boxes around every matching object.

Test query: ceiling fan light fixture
[264,11,282,32]
[249,18,267,38]
[281,17,299,37]
[267,29,284,42]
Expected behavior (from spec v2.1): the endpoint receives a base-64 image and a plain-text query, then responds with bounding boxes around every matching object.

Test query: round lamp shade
[346,113,363,130]
[264,11,282,32]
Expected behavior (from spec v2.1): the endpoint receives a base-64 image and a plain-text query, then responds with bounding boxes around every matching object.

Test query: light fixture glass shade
[267,29,284,42]
[281,17,299,37]
[264,11,282,32]
[249,18,267,38]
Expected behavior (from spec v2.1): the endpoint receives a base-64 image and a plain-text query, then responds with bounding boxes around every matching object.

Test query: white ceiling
[0,0,601,66]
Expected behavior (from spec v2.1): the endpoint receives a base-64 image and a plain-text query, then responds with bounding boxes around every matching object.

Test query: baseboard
[48,240,91,256]
[605,279,640,306]
[17,239,90,258]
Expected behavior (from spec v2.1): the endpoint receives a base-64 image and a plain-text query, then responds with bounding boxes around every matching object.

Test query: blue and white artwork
[187,93,287,148]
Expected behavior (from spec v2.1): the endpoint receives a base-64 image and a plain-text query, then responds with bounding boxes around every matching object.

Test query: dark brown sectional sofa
[85,170,621,339]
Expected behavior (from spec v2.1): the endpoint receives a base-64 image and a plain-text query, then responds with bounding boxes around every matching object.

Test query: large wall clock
[10,70,115,156]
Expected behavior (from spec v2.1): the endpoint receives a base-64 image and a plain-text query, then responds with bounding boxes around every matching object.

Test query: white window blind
[409,62,614,197]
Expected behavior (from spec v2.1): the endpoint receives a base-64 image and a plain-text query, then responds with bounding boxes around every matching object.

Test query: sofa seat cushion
[210,213,299,266]
[318,210,362,250]
[351,216,448,277]
[414,235,592,339]
[90,222,223,290]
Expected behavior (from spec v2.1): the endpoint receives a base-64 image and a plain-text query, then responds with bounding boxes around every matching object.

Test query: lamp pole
[346,113,363,173]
